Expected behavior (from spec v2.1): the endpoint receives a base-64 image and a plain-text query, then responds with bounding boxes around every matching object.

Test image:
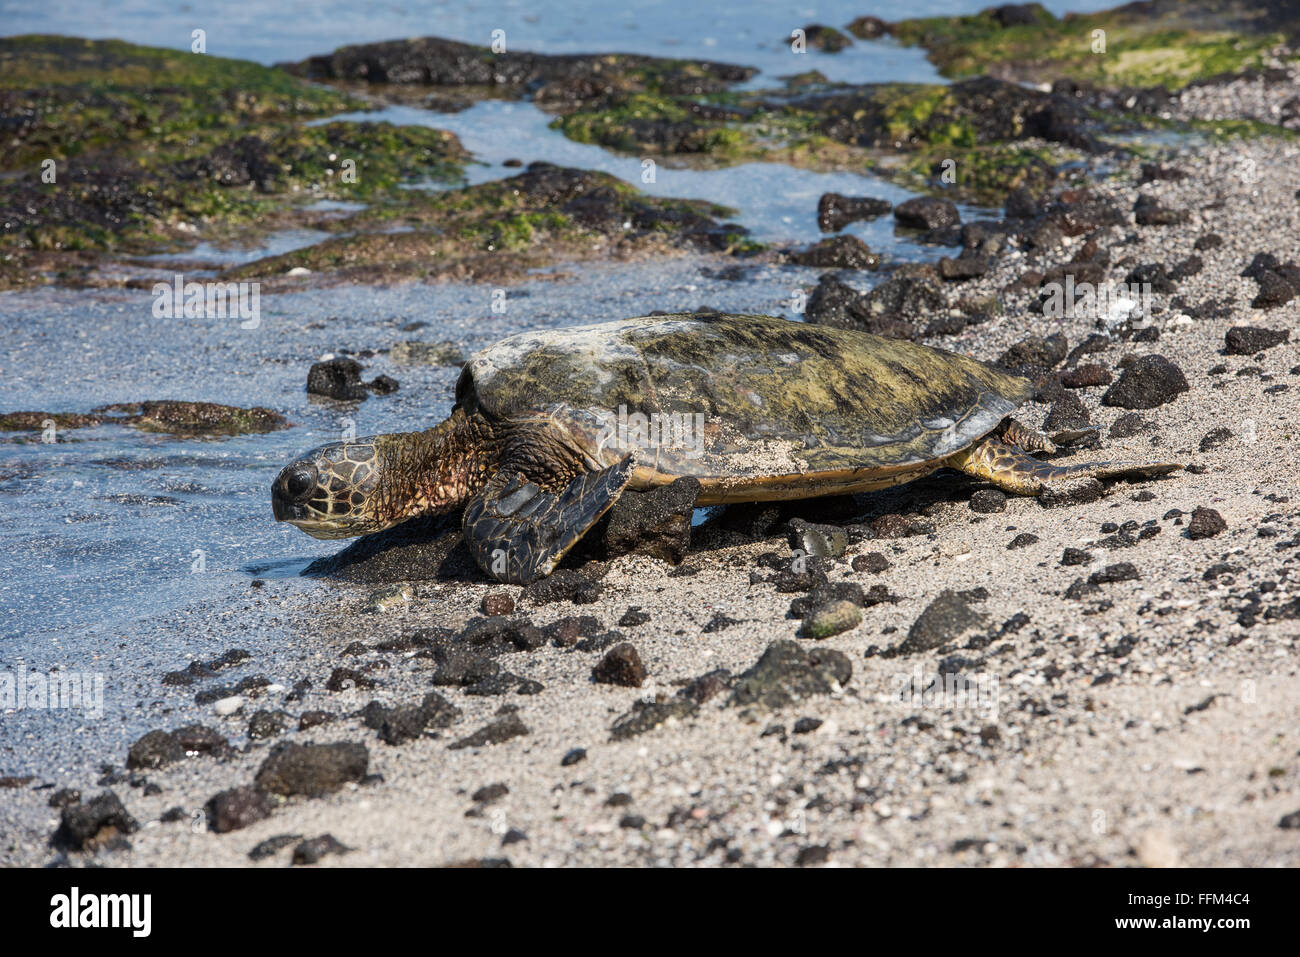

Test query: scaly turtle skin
[272,313,1180,583]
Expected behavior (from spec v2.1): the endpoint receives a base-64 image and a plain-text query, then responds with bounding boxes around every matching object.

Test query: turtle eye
[284,467,317,502]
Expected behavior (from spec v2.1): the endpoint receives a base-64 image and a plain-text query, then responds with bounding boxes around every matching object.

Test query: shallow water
[3,0,1119,74]
[318,100,993,247]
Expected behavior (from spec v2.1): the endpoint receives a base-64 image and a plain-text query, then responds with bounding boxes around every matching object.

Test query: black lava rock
[1101,355,1188,409]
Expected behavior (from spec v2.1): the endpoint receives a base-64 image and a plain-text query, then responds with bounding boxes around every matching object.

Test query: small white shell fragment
[213,695,244,716]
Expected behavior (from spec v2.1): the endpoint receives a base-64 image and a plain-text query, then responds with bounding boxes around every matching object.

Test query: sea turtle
[272,313,1179,583]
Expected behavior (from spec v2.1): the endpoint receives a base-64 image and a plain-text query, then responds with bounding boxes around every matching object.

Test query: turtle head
[271,439,386,539]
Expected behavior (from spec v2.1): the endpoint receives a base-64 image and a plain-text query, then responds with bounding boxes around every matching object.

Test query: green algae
[0,36,473,288]
[890,3,1291,90]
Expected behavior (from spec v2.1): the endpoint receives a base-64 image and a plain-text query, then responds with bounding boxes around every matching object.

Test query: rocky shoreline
[2,3,1300,867]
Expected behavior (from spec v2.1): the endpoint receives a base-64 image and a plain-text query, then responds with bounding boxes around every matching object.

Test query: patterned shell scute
[458,313,1033,475]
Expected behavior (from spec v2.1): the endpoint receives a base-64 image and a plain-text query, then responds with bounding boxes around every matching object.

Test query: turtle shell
[458,313,1032,497]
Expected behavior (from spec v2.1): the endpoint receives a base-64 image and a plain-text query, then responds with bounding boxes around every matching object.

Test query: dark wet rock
[682,669,732,705]
[303,513,476,584]
[852,552,891,573]
[460,615,545,652]
[1199,427,1234,452]
[895,197,960,230]
[1279,810,1300,829]
[894,591,987,655]
[701,612,741,633]
[817,192,892,232]
[863,274,945,326]
[1122,261,1176,295]
[1109,412,1149,438]
[795,844,831,866]
[471,783,509,804]
[610,697,697,739]
[592,643,647,687]
[206,786,273,833]
[1089,562,1138,585]
[306,357,370,400]
[1041,189,1124,236]
[1241,254,1300,309]
[420,691,461,729]
[1170,255,1203,281]
[449,713,529,750]
[1251,269,1299,309]
[728,641,852,711]
[804,273,915,338]
[377,705,429,744]
[1139,163,1188,183]
[465,672,538,696]
[481,592,515,616]
[790,234,879,269]
[1004,186,1045,220]
[255,742,369,797]
[292,834,350,865]
[298,711,334,730]
[801,599,862,639]
[562,747,587,766]
[248,710,292,740]
[1061,547,1092,566]
[997,334,1067,375]
[870,513,933,538]
[248,833,302,860]
[52,791,139,851]
[522,568,603,605]
[937,253,992,280]
[544,615,604,647]
[1101,355,1188,409]
[1008,532,1039,549]
[1187,507,1227,540]
[789,582,867,618]
[1225,326,1288,355]
[1193,233,1223,251]
[1044,392,1090,431]
[1134,193,1189,226]
[602,477,699,564]
[432,650,501,687]
[618,606,651,627]
[1060,364,1112,388]
[289,35,755,99]
[125,730,186,770]
[970,489,1008,513]
[1064,577,1101,600]
[48,788,81,809]
[569,629,618,650]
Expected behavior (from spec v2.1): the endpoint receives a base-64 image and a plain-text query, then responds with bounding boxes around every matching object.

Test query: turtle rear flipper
[463,456,635,584]
[950,438,1181,498]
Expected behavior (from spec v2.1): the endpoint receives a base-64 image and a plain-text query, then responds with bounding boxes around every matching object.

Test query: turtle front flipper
[950,438,1181,499]
[462,456,636,584]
